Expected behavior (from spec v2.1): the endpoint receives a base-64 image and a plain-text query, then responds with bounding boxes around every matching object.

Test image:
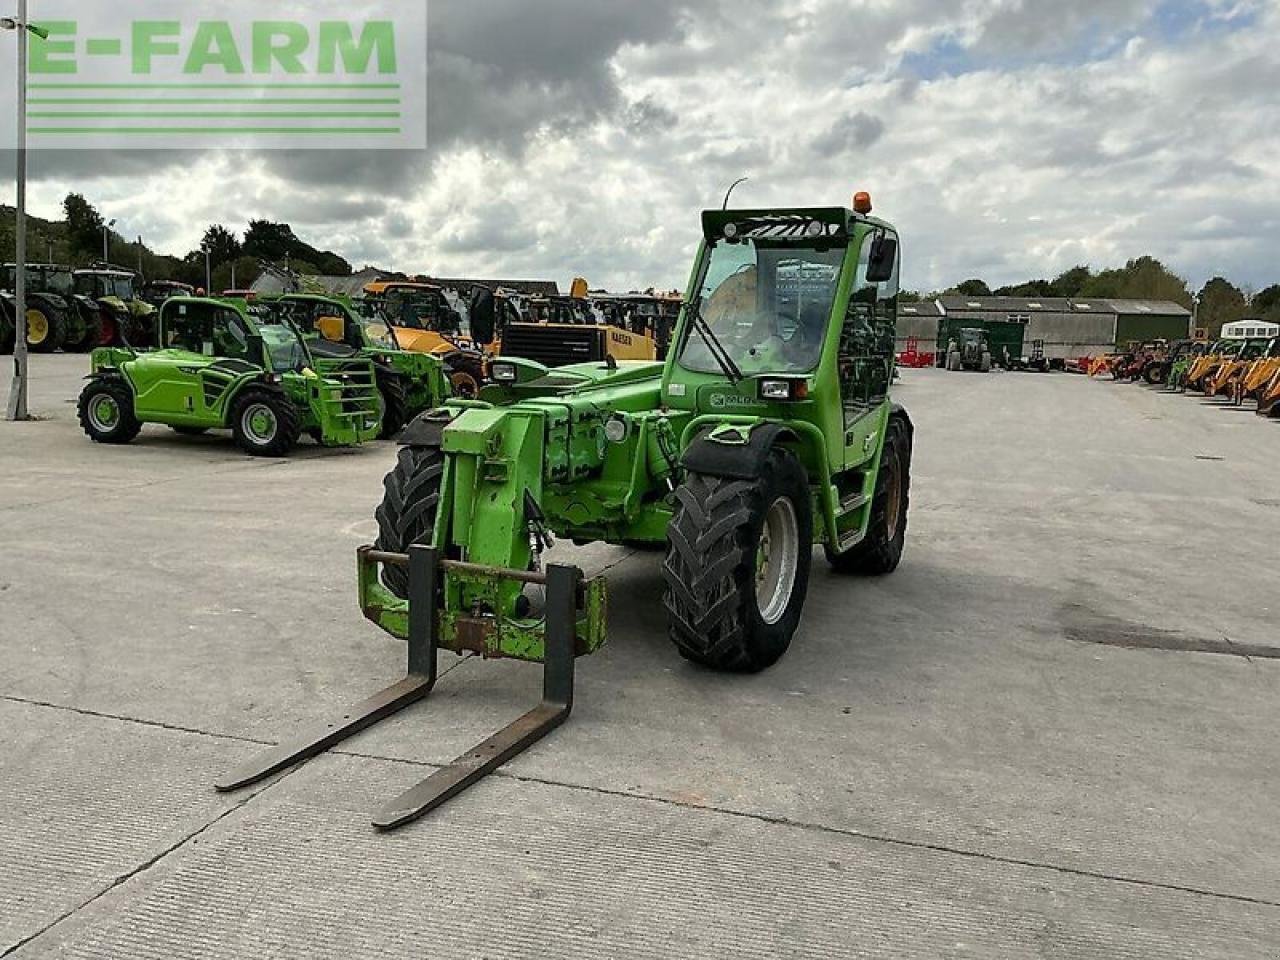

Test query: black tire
[62,305,102,353]
[663,448,813,673]
[77,377,142,445]
[376,372,409,439]
[446,354,486,399]
[0,302,14,355]
[374,446,446,598]
[826,417,911,575]
[25,304,64,353]
[171,426,208,436]
[229,388,301,457]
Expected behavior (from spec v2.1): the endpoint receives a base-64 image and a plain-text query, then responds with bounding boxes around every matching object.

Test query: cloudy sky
[7,0,1279,293]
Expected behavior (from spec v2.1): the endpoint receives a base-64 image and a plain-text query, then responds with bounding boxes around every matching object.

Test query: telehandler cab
[218,196,913,829]
[254,293,451,438]
[78,297,381,456]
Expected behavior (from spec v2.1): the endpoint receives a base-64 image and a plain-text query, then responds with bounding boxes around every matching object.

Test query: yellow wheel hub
[26,310,48,344]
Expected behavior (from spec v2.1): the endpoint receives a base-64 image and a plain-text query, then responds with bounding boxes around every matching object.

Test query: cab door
[838,229,899,469]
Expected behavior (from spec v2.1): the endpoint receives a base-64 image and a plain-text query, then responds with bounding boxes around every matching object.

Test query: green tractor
[2,262,135,353]
[72,266,158,347]
[218,197,913,829]
[944,327,993,372]
[78,296,382,456]
[253,293,451,438]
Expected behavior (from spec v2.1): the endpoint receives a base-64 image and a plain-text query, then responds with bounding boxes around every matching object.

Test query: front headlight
[490,362,518,383]
[759,379,809,401]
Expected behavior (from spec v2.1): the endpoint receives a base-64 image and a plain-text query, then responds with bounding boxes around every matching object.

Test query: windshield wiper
[686,295,743,384]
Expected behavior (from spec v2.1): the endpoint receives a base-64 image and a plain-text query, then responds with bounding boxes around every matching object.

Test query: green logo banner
[1,0,426,149]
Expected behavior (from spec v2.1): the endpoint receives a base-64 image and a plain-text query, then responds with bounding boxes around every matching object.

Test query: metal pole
[6,0,30,422]
[204,249,211,292]
[230,261,236,291]
[102,225,108,261]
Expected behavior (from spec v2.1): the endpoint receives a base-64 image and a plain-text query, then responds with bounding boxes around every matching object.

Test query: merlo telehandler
[254,293,450,438]
[78,297,381,456]
[218,196,913,830]
[1235,338,1280,407]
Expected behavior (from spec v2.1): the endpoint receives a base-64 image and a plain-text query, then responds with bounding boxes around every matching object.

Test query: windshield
[677,239,845,375]
[260,323,309,372]
[362,319,399,349]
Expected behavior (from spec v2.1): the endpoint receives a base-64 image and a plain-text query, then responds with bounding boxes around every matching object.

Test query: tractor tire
[61,310,97,353]
[25,304,64,354]
[946,350,961,372]
[1143,363,1167,386]
[980,352,993,373]
[230,388,301,458]
[663,447,813,673]
[96,309,122,347]
[374,446,446,598]
[825,416,911,576]
[446,354,486,400]
[171,426,208,436]
[376,372,409,439]
[0,304,14,355]
[78,377,142,445]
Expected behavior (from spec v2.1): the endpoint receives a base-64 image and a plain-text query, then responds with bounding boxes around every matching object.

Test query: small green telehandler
[218,196,913,829]
[254,293,451,438]
[78,297,381,456]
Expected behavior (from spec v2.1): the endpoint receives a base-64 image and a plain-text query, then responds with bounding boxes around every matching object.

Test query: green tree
[63,193,106,259]
[952,278,991,297]
[1049,266,1092,297]
[201,224,242,265]
[994,280,1052,297]
[1251,285,1280,322]
[1197,277,1248,337]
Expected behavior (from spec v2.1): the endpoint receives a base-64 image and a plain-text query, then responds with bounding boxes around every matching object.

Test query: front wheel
[376,372,409,439]
[446,354,486,400]
[78,378,142,445]
[826,416,911,575]
[663,448,813,673]
[374,446,446,598]
[230,388,301,457]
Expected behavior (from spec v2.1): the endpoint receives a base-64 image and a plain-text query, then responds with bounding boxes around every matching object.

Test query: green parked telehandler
[254,293,451,438]
[218,195,913,829]
[78,297,381,456]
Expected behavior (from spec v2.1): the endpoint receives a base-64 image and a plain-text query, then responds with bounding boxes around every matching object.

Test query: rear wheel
[374,446,446,598]
[230,388,301,457]
[25,305,64,353]
[663,448,813,673]
[826,417,911,575]
[376,372,409,439]
[78,377,142,445]
[980,352,993,373]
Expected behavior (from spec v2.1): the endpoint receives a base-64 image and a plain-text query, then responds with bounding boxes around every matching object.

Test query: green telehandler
[78,296,382,456]
[218,195,913,829]
[253,293,451,438]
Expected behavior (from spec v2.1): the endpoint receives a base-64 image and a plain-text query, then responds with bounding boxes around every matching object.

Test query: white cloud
[7,0,1280,294]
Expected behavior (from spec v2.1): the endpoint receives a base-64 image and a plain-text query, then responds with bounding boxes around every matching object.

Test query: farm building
[917,296,1191,362]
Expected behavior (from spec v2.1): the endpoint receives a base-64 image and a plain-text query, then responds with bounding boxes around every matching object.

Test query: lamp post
[102,217,116,262]
[203,247,211,293]
[4,2,48,422]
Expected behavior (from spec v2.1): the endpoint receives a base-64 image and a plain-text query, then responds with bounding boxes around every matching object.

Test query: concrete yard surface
[1,355,1278,958]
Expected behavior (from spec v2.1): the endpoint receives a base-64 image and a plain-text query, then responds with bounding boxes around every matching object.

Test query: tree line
[0,193,354,294]
[904,256,1273,338]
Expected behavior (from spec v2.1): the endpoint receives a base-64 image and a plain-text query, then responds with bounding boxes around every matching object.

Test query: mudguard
[681,422,797,481]
[399,408,456,448]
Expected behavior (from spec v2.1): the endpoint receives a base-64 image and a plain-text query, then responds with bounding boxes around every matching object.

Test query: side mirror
[866,235,898,284]
[470,286,496,346]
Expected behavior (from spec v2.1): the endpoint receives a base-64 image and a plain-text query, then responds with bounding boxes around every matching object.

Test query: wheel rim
[755,497,799,625]
[88,393,120,432]
[27,310,47,344]
[451,371,480,399]
[242,403,278,444]
[885,454,903,541]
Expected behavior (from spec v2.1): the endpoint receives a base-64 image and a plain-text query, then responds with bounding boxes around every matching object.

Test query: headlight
[490,362,518,383]
[723,222,739,240]
[805,220,824,238]
[759,379,809,401]
[604,416,629,444]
